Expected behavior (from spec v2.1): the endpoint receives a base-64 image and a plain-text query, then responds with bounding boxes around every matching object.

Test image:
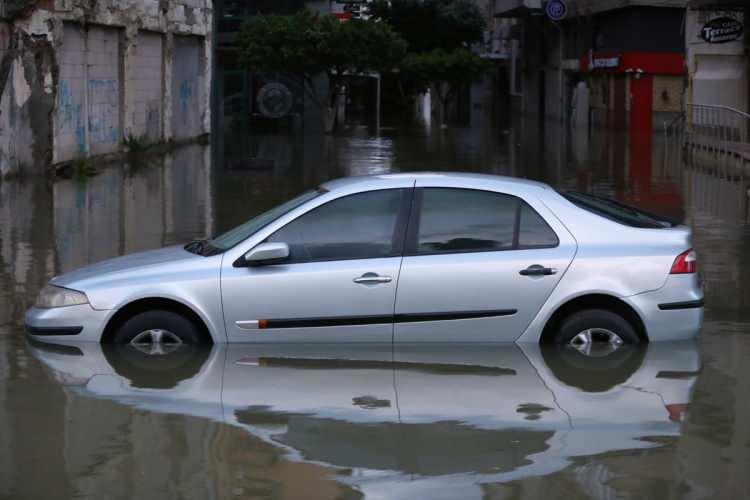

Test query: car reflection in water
[28,336,700,498]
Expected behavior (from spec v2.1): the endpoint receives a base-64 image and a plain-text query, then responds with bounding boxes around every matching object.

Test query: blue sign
[545,0,567,22]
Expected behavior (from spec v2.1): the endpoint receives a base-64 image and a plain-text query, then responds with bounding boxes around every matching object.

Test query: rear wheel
[552,309,640,355]
[111,310,204,346]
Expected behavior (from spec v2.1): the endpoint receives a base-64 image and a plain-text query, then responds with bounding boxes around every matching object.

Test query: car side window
[518,201,559,248]
[412,188,517,254]
[409,188,558,255]
[266,189,406,263]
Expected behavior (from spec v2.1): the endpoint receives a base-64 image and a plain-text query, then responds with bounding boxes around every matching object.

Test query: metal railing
[684,103,750,152]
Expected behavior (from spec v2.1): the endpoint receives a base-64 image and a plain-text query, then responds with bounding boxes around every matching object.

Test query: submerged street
[1,120,750,499]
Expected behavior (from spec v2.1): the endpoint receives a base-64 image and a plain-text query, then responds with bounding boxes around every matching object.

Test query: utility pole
[544,0,569,123]
[551,21,565,123]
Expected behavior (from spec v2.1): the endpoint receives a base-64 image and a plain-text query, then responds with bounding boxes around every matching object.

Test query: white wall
[686,9,747,112]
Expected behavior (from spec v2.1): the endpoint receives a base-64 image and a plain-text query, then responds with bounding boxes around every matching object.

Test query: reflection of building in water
[0,180,56,322]
[682,147,750,221]
[547,119,685,222]
[53,146,213,274]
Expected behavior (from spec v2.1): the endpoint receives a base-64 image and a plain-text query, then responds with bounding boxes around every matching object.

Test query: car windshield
[207,188,325,252]
[561,191,675,229]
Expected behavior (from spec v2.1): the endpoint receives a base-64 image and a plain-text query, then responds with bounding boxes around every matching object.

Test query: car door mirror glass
[243,242,290,266]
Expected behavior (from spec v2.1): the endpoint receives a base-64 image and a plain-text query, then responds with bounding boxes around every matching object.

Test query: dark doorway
[538,70,546,119]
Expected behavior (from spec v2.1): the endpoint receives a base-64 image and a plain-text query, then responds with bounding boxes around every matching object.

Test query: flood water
[1,119,750,499]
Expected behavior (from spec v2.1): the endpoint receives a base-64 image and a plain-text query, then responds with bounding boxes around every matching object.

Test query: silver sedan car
[25,173,703,347]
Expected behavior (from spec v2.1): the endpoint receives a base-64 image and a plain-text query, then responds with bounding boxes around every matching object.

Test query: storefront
[580,51,684,136]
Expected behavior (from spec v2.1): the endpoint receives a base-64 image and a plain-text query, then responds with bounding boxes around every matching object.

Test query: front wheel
[111,310,203,345]
[552,309,640,355]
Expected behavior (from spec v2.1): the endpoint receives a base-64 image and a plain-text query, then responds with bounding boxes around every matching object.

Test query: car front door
[394,186,576,342]
[221,188,411,343]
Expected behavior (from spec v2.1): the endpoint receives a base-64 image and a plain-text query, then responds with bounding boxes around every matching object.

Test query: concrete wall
[0,0,213,177]
[56,23,86,161]
[685,9,747,112]
[56,24,124,161]
[171,35,205,141]
[0,17,57,177]
[87,26,122,156]
[129,31,163,142]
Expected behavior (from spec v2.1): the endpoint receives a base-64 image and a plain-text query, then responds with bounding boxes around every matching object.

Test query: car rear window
[561,192,676,229]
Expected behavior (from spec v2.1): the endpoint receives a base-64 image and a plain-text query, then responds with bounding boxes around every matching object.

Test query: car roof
[320,172,552,194]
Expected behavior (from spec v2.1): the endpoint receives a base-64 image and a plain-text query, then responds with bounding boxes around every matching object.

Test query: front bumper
[25,304,111,343]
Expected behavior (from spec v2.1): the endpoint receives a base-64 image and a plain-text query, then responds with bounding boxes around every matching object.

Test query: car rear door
[221,187,412,343]
[394,185,576,342]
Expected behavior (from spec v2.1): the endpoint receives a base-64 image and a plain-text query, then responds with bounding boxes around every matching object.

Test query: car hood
[51,245,201,289]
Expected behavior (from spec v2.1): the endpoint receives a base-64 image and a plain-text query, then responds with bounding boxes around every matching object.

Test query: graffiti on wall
[88,78,119,145]
[57,80,86,154]
[178,79,194,120]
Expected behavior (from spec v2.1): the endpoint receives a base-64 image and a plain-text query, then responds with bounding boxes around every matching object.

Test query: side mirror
[240,242,290,267]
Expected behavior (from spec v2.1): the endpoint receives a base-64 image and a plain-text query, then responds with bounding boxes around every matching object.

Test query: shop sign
[588,54,621,71]
[701,17,743,44]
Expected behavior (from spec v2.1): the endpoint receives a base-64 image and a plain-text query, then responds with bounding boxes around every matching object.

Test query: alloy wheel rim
[130,329,183,355]
[569,328,623,357]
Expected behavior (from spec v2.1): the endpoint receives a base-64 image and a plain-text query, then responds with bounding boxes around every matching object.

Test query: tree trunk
[441,97,450,128]
[324,88,342,134]
[434,83,450,128]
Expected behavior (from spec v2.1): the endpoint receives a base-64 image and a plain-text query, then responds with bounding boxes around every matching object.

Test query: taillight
[665,403,689,423]
[670,249,697,274]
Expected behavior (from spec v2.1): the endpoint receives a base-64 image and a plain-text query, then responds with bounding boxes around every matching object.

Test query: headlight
[35,285,89,308]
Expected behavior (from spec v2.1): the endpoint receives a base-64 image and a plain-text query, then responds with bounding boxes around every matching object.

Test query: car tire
[552,308,641,345]
[111,310,204,345]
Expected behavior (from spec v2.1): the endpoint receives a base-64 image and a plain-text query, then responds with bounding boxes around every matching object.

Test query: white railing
[684,103,750,151]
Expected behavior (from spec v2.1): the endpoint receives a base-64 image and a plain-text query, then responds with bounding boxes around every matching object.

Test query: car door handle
[353,273,393,284]
[519,265,557,276]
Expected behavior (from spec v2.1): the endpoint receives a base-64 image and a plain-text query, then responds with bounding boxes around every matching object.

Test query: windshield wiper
[184,239,208,255]
[185,238,224,257]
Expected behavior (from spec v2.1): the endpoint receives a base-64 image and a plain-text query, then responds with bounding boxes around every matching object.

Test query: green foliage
[237,10,332,79]
[322,18,408,76]
[402,48,489,93]
[123,133,150,154]
[368,0,486,53]
[236,4,487,127]
[238,10,406,107]
[70,157,96,182]
[401,48,489,124]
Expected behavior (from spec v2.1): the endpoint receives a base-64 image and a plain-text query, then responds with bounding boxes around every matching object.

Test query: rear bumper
[626,274,704,341]
[657,299,704,311]
[25,305,110,343]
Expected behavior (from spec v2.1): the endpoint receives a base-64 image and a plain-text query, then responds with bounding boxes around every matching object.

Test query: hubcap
[130,329,182,355]
[569,328,623,357]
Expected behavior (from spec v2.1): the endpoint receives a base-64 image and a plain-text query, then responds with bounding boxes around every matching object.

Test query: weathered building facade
[493,0,686,133]
[0,0,212,178]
